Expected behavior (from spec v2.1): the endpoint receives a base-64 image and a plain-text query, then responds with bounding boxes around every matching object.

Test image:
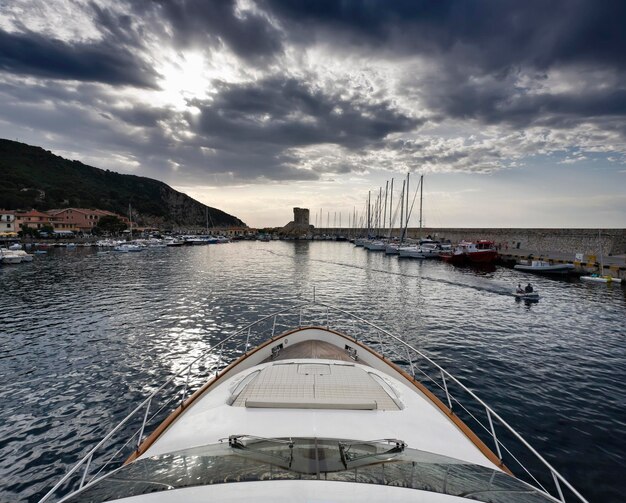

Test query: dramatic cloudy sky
[1,0,625,227]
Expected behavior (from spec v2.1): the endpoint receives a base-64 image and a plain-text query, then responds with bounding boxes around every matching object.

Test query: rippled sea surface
[1,241,625,502]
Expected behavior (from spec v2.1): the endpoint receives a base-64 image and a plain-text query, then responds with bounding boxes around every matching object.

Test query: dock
[498,249,626,280]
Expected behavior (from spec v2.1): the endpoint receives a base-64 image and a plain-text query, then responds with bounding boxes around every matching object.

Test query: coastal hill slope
[0,139,246,228]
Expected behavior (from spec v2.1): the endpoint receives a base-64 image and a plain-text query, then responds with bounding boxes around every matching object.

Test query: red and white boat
[464,240,498,264]
[441,240,498,265]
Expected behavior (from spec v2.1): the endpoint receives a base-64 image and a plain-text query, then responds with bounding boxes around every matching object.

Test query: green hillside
[0,139,246,228]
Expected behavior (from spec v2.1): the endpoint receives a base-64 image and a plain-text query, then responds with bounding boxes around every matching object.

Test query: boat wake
[260,249,514,297]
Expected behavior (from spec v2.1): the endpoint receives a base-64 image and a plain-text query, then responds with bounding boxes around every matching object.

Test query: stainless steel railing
[39,298,589,503]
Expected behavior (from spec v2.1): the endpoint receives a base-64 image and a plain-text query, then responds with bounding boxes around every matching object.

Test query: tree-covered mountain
[0,139,246,228]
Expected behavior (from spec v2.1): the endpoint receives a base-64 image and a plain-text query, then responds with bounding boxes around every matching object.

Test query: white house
[0,210,17,235]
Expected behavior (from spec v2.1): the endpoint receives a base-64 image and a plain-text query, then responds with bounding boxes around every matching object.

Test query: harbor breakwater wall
[314,228,626,257]
[413,228,626,257]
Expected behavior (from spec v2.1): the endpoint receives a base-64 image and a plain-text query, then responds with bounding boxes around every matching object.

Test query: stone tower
[293,207,310,226]
[279,207,312,236]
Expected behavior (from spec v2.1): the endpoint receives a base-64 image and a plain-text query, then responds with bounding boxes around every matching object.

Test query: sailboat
[398,174,441,259]
[580,230,622,283]
[114,204,144,252]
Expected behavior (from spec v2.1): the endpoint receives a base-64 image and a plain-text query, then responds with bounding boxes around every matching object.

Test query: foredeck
[262,339,362,363]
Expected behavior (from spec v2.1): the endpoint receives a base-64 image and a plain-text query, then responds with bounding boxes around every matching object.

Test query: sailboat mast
[383,181,389,234]
[419,174,424,239]
[367,191,371,237]
[376,187,383,237]
[387,178,395,240]
[405,172,410,237]
[399,180,405,242]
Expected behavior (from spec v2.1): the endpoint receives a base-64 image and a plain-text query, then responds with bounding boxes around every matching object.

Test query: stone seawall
[314,228,626,256]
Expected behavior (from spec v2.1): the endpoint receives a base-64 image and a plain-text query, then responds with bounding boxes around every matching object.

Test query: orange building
[46,208,129,232]
[14,209,59,230]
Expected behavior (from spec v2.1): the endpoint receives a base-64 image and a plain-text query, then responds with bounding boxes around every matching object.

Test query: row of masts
[314,173,424,242]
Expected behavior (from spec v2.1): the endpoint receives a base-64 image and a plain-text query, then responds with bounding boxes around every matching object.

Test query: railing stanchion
[440,369,453,411]
[137,397,152,449]
[405,344,415,377]
[216,344,223,376]
[486,407,503,461]
[271,315,277,337]
[552,470,566,502]
[181,364,192,405]
[245,327,251,352]
[79,454,93,489]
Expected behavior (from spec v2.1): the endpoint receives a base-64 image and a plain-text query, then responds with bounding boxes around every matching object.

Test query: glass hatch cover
[64,436,558,503]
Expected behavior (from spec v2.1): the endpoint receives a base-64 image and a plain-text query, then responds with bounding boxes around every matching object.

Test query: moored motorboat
[385,243,400,254]
[580,274,622,284]
[398,245,426,258]
[399,240,447,259]
[365,240,386,251]
[441,240,498,266]
[0,249,23,264]
[39,300,589,503]
[465,240,498,264]
[12,250,34,262]
[439,245,467,265]
[113,243,144,253]
[514,261,575,275]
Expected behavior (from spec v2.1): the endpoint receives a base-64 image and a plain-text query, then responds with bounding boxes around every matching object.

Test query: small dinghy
[514,287,540,301]
[514,291,540,300]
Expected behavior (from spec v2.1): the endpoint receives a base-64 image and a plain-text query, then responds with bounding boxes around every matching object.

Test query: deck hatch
[230,362,401,410]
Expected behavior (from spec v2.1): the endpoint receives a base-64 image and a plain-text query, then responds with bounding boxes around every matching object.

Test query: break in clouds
[0,0,625,184]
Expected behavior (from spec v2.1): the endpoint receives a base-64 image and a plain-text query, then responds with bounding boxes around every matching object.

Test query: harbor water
[1,241,625,502]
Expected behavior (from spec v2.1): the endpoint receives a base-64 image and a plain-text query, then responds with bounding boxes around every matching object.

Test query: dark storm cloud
[135,0,284,62]
[262,0,626,131]
[0,28,158,88]
[190,76,420,150]
[262,0,626,70]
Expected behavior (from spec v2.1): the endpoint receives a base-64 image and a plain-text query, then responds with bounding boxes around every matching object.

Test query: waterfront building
[14,209,59,231]
[0,210,17,235]
[46,208,129,232]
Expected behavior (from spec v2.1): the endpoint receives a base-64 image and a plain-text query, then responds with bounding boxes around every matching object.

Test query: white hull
[365,241,386,251]
[385,244,400,254]
[1,255,22,264]
[398,246,426,258]
[580,275,622,283]
[514,263,575,274]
